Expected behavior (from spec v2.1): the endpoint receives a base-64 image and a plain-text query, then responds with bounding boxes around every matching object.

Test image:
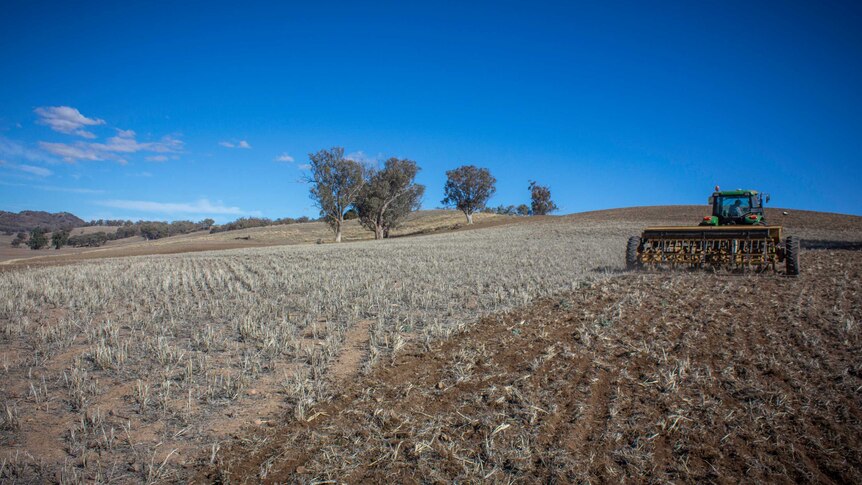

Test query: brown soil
[202,250,862,484]
[330,319,373,382]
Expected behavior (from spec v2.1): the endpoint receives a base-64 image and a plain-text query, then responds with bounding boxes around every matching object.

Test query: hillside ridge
[0,210,85,233]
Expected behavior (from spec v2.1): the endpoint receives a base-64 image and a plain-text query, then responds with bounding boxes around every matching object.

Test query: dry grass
[0,217,625,482]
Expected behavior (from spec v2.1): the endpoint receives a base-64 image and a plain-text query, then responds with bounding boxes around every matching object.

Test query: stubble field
[1,208,860,483]
[0,218,624,483]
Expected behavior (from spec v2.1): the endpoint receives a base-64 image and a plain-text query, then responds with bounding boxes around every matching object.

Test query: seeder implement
[626,188,800,275]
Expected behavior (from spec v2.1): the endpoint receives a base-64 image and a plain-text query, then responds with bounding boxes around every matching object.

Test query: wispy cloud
[0,160,53,177]
[275,153,295,162]
[146,155,168,162]
[39,131,184,164]
[219,140,251,149]
[18,164,53,177]
[298,163,311,170]
[0,136,59,164]
[39,141,107,162]
[97,198,260,216]
[34,106,105,138]
[0,180,104,194]
[91,131,183,154]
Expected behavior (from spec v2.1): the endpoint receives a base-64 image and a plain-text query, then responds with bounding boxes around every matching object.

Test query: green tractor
[626,187,800,275]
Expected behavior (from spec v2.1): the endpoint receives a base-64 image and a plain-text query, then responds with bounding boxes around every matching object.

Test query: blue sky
[1,1,860,222]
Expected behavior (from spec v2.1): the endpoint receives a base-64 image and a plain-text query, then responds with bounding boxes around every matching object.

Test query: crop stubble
[0,220,623,482]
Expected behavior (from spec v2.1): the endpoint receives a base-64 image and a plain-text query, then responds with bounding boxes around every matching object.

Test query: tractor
[626,187,800,275]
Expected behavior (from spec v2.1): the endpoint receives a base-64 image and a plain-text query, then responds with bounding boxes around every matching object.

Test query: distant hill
[0,210,85,233]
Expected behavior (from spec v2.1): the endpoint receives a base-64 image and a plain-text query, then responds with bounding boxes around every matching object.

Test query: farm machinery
[626,188,800,275]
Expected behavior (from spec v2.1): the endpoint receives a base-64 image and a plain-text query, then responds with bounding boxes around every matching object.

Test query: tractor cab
[701,188,769,226]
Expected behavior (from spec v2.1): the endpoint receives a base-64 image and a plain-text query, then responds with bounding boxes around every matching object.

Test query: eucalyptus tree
[307,147,365,242]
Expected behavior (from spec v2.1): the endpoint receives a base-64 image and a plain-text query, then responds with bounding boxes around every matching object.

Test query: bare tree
[441,165,496,224]
[356,158,425,239]
[307,147,365,242]
[529,180,558,215]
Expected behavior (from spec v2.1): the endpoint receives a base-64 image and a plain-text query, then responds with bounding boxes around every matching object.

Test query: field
[0,207,860,483]
[0,226,127,266]
[0,211,511,270]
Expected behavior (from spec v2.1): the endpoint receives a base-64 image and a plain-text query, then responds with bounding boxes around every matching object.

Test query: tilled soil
[203,250,862,484]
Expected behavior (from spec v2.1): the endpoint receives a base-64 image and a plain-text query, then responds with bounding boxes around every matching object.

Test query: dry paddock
[0,213,860,483]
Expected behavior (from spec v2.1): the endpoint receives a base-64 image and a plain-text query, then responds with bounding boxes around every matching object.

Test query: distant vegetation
[8,151,559,248]
[529,180,558,215]
[209,216,312,234]
[13,216,323,250]
[305,147,558,242]
[483,204,531,216]
[67,220,216,248]
[26,227,49,250]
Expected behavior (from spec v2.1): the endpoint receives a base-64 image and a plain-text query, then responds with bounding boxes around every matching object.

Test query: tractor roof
[715,189,758,196]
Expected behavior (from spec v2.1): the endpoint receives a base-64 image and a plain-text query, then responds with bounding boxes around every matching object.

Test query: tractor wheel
[626,236,641,270]
[785,236,800,276]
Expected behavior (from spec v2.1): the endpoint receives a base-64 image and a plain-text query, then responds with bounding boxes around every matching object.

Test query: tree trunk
[374,224,383,240]
[465,211,473,224]
[334,220,342,243]
[383,227,390,238]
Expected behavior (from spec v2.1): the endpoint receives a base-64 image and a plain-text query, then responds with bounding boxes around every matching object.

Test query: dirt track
[205,250,862,483]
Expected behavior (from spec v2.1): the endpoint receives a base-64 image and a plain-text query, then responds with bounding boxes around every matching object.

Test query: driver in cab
[728,200,745,217]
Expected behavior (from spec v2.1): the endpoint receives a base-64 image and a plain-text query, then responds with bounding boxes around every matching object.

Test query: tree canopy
[355,158,425,239]
[441,165,496,224]
[307,147,365,242]
[529,180,558,215]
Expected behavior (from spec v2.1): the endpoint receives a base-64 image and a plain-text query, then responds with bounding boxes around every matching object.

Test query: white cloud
[275,153,295,162]
[92,133,183,154]
[146,155,168,162]
[98,198,260,216]
[0,159,53,177]
[39,141,107,162]
[219,140,251,149]
[298,163,311,170]
[39,133,183,164]
[34,106,105,138]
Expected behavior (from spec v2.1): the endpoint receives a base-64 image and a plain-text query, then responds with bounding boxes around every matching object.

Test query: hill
[0,210,84,233]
